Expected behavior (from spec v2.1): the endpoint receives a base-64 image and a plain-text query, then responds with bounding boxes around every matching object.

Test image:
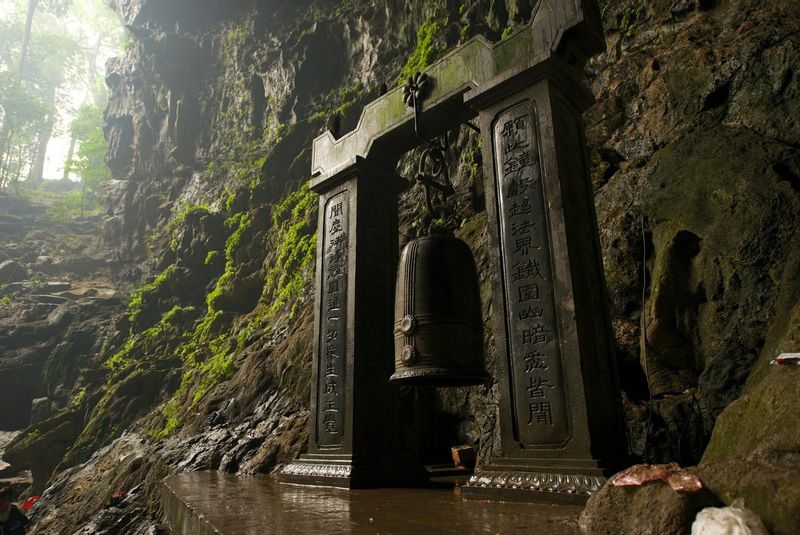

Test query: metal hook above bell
[390,231,490,387]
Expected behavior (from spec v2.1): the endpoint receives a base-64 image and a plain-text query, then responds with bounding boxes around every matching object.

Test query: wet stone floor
[163,471,583,534]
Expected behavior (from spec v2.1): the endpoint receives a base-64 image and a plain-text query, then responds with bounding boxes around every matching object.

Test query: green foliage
[0,71,47,188]
[0,0,121,189]
[73,126,108,184]
[308,82,366,124]
[397,8,446,83]
[152,210,254,439]
[105,304,195,375]
[153,183,318,439]
[201,134,269,196]
[155,416,179,440]
[126,264,177,327]
[190,343,237,404]
[461,145,480,176]
[69,386,87,408]
[67,103,110,187]
[263,182,317,319]
[173,202,212,224]
[205,211,251,310]
[0,7,83,188]
[47,189,97,220]
[166,202,211,250]
[618,8,640,39]
[0,70,48,133]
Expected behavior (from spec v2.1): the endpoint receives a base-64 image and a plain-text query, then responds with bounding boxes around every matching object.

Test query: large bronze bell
[390,231,489,386]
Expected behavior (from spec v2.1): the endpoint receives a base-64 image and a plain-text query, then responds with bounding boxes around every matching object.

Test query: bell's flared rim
[389,367,490,387]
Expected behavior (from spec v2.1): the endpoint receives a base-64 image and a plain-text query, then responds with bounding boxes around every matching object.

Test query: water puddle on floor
[164,471,583,534]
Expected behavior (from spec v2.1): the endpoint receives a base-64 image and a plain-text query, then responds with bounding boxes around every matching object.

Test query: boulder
[579,475,718,534]
[0,260,28,283]
[693,298,800,535]
[30,397,52,424]
[3,408,85,493]
[697,364,800,535]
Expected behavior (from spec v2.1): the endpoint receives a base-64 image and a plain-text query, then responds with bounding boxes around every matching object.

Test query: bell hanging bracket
[402,72,454,221]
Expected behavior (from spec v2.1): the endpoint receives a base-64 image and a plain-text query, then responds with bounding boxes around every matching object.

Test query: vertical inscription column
[464,59,626,504]
[280,157,415,488]
[494,101,569,447]
[317,193,348,445]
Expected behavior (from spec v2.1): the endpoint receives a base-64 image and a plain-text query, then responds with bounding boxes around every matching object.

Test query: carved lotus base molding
[280,462,353,480]
[463,470,606,504]
[278,456,425,489]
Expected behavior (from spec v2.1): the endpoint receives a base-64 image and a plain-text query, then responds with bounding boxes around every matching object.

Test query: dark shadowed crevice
[250,74,267,137]
[773,159,800,193]
[701,81,730,111]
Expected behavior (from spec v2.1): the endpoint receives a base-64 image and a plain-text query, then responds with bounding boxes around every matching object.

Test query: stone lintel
[463,56,595,114]
[309,156,408,196]
[310,0,604,182]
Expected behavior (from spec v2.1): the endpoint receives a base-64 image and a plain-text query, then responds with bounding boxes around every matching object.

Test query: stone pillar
[463,58,627,503]
[279,157,417,488]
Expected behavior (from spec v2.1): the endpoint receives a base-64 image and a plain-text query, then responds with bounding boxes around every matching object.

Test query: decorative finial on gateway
[401,72,430,108]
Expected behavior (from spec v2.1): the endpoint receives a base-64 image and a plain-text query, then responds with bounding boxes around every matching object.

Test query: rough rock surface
[0,194,122,432]
[579,478,717,535]
[0,0,797,533]
[695,302,800,535]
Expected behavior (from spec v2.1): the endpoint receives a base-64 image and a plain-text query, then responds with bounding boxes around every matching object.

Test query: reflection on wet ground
[164,471,583,534]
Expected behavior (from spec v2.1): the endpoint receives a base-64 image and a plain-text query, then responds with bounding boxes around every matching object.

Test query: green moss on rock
[699,305,800,535]
[262,182,317,319]
[126,264,177,328]
[397,8,446,83]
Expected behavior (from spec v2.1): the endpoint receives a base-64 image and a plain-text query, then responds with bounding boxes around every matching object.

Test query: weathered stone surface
[0,259,28,283]
[696,304,800,535]
[591,0,800,463]
[4,408,85,493]
[30,398,51,425]
[579,478,718,535]
[0,355,47,430]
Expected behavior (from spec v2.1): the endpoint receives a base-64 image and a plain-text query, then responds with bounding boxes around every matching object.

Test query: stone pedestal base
[462,464,607,505]
[278,454,425,489]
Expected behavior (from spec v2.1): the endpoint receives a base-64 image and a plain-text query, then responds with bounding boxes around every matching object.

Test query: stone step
[162,471,584,535]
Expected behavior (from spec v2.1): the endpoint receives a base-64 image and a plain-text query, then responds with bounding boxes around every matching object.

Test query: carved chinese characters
[317,192,349,446]
[492,100,569,446]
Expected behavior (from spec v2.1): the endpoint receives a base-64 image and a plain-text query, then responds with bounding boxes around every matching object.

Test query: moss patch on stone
[397,8,446,83]
[125,264,177,328]
[262,182,317,319]
[151,181,317,439]
[699,304,800,534]
[106,305,198,376]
